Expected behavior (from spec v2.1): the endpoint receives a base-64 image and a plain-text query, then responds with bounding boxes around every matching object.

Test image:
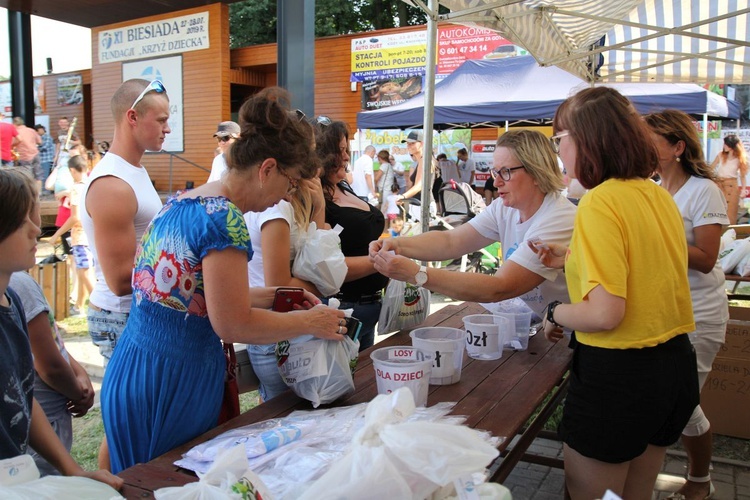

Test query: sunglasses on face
[216,136,233,143]
[490,165,525,181]
[130,80,166,110]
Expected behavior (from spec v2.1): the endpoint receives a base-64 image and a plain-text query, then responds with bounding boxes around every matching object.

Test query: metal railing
[158,151,210,194]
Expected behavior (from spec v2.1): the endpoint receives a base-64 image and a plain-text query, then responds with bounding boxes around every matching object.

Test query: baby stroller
[437,179,486,227]
[433,180,499,274]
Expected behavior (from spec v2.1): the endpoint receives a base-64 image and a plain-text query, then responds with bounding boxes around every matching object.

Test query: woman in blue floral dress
[101,88,347,474]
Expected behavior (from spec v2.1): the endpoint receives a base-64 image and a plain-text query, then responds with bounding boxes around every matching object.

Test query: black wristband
[546,300,563,327]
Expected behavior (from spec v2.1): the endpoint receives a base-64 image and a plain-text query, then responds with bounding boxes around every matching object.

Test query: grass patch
[57,313,89,338]
[70,408,105,471]
[71,392,261,470]
[524,387,564,433]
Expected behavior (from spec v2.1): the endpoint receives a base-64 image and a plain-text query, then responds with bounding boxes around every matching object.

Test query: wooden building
[55,4,500,191]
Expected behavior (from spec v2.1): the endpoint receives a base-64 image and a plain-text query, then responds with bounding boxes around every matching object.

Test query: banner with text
[351,31,428,83]
[57,75,83,106]
[354,129,472,167]
[99,11,209,64]
[437,26,518,74]
[471,141,495,185]
[353,26,519,111]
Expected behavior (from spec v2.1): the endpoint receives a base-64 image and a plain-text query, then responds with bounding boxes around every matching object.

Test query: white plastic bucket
[370,346,432,406]
[410,327,466,385]
[462,314,507,360]
[494,310,533,351]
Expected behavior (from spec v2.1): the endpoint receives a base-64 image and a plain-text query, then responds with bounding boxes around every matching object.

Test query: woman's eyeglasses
[490,165,525,181]
[130,80,166,110]
[278,168,299,195]
[550,132,569,154]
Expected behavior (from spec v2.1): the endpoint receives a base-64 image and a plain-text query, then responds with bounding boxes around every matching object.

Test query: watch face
[415,267,428,286]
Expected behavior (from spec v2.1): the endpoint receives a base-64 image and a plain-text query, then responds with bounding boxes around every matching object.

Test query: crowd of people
[0,77,745,499]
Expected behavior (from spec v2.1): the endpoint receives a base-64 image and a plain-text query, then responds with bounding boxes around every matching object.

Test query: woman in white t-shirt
[244,179,328,401]
[369,130,576,320]
[710,134,748,225]
[647,110,729,500]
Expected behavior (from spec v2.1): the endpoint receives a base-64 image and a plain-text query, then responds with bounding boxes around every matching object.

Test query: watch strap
[546,300,563,327]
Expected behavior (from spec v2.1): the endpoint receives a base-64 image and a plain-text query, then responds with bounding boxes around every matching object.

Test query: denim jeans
[247,343,288,402]
[87,307,128,368]
[336,300,382,351]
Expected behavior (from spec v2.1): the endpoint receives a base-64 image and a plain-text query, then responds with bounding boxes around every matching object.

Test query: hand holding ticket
[527,238,568,270]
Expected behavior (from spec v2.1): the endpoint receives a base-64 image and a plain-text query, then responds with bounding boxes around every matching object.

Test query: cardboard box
[723,307,750,359]
[696,307,750,439]
[700,357,750,439]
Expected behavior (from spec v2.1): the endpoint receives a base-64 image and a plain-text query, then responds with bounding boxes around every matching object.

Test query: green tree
[229,0,427,48]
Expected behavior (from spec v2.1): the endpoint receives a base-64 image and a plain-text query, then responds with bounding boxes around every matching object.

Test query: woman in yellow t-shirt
[532,87,699,499]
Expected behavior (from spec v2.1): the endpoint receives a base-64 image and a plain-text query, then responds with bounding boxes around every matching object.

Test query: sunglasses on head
[130,80,166,110]
[295,109,333,127]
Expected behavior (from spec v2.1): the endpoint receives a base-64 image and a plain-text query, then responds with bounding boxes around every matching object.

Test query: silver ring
[338,325,344,334]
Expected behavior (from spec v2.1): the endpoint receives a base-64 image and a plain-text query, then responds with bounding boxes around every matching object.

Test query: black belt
[334,291,382,305]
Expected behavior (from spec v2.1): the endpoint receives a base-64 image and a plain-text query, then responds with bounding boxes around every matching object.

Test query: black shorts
[559,334,698,463]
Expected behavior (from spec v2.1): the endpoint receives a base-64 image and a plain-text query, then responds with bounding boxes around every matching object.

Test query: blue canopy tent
[356,56,741,130]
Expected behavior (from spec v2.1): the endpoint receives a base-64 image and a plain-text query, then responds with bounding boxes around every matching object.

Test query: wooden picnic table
[117,301,573,498]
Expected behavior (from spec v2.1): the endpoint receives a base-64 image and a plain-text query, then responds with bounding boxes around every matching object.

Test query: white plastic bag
[156,445,272,500]
[377,279,431,334]
[720,228,736,254]
[0,476,124,500]
[719,237,750,273]
[292,222,347,297]
[275,335,359,408]
[298,388,499,500]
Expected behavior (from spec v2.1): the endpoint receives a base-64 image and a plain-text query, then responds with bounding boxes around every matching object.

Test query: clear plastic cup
[494,310,533,351]
[462,314,507,360]
[410,327,466,385]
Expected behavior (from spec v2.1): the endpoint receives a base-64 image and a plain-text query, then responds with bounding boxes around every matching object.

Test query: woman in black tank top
[312,119,387,351]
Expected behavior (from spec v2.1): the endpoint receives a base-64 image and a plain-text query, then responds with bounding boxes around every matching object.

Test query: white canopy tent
[401,0,750,228]
[430,0,750,83]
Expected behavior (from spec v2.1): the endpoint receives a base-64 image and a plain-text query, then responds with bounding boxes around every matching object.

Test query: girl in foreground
[0,168,121,490]
[533,88,698,499]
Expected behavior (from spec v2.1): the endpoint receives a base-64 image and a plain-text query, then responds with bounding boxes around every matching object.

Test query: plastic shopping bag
[292,222,347,297]
[0,476,124,500]
[298,388,499,500]
[155,445,272,500]
[377,279,431,335]
[719,237,750,273]
[720,228,736,254]
[275,335,359,408]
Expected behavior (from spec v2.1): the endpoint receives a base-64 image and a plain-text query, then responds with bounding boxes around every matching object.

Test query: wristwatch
[414,265,428,287]
[545,300,563,327]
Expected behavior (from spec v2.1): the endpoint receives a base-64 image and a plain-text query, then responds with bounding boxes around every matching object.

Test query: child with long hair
[0,168,121,489]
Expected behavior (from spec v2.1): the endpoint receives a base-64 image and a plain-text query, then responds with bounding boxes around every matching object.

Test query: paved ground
[503,436,750,499]
[63,293,750,498]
